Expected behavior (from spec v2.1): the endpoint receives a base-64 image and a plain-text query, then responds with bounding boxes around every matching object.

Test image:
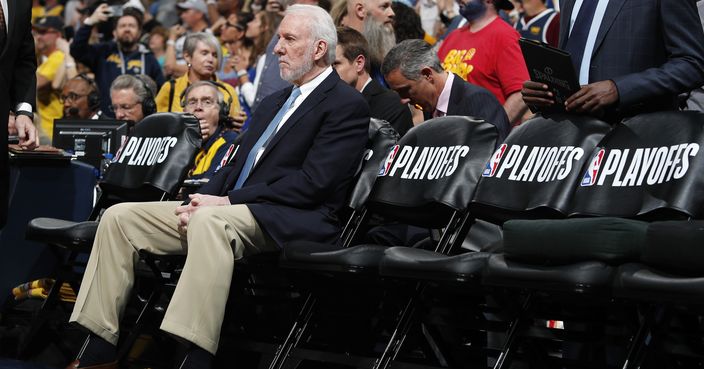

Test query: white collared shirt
[253,66,334,165]
[435,72,454,117]
[0,0,7,31]
[570,0,610,85]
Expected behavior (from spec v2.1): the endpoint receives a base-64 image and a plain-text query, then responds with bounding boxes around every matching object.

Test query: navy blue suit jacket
[559,0,704,116]
[425,74,511,142]
[199,70,370,247]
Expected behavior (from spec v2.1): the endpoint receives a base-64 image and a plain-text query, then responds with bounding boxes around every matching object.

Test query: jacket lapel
[251,71,339,170]
[445,74,463,116]
[591,0,626,58]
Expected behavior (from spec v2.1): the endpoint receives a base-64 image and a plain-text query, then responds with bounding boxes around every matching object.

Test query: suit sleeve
[473,89,511,142]
[612,0,704,108]
[11,12,37,110]
[227,92,370,208]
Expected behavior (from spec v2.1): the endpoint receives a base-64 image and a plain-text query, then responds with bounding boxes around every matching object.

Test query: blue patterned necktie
[564,0,599,78]
[233,86,302,189]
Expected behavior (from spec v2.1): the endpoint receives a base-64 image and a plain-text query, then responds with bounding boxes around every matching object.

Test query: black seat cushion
[503,217,647,265]
[280,241,388,274]
[379,247,490,283]
[614,263,704,305]
[25,218,98,251]
[483,254,614,293]
[642,220,704,276]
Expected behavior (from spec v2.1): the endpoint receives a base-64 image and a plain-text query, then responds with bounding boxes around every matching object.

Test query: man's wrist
[237,69,248,78]
[167,39,176,46]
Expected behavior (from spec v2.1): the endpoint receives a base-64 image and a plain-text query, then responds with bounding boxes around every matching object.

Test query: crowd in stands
[9,0,704,367]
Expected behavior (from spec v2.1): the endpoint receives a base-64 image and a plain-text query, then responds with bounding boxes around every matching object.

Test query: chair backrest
[470,114,612,224]
[100,112,202,202]
[369,116,499,228]
[571,111,704,219]
[347,118,400,211]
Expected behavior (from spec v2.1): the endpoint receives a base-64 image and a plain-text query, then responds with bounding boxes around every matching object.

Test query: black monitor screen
[52,119,130,169]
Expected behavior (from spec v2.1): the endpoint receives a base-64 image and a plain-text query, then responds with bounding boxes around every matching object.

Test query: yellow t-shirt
[155,74,242,117]
[37,50,65,140]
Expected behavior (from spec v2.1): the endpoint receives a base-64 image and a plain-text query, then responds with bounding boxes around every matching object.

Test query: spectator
[33,16,65,141]
[217,15,247,87]
[514,0,559,47]
[236,11,282,110]
[331,0,349,26]
[165,0,211,77]
[183,81,239,180]
[335,27,413,136]
[382,39,510,141]
[31,0,63,23]
[438,0,529,125]
[61,74,103,120]
[148,25,170,70]
[71,5,165,118]
[66,5,368,369]
[345,0,396,85]
[522,0,704,123]
[392,2,434,44]
[109,74,158,123]
[156,32,242,122]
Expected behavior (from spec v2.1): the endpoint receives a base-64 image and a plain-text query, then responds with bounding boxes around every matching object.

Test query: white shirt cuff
[15,103,32,114]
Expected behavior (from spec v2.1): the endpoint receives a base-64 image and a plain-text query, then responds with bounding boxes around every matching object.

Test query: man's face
[333,45,359,87]
[113,15,140,49]
[385,68,436,112]
[274,15,317,84]
[183,85,221,141]
[366,0,394,27]
[180,9,205,28]
[33,28,60,54]
[62,79,94,119]
[111,88,144,122]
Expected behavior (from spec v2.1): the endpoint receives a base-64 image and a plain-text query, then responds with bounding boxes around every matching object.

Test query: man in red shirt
[438,0,529,125]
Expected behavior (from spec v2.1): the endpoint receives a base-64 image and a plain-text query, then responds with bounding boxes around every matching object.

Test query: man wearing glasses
[108,74,158,124]
[182,81,239,180]
[61,75,102,120]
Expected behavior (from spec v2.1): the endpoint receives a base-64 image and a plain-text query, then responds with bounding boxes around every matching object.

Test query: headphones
[179,80,234,126]
[133,75,157,116]
[75,74,101,111]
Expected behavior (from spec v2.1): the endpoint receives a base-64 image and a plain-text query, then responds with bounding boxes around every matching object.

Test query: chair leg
[492,294,531,369]
[268,293,317,369]
[16,273,68,359]
[372,283,425,369]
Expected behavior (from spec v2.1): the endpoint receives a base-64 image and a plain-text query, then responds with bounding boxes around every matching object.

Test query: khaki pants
[69,201,278,354]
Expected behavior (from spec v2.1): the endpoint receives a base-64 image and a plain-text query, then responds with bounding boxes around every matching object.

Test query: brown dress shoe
[65,360,119,369]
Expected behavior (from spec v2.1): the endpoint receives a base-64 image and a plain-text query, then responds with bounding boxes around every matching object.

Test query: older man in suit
[522,0,704,121]
[1,0,38,229]
[67,5,370,369]
[382,39,510,141]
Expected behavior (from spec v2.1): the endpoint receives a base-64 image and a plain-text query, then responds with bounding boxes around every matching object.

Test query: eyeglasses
[109,102,141,112]
[184,97,218,110]
[59,93,88,103]
[225,21,245,31]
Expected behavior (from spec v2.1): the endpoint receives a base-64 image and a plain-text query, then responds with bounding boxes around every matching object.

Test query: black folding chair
[271,116,499,369]
[15,113,202,360]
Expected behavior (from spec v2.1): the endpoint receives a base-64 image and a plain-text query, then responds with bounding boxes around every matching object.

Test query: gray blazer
[559,0,704,116]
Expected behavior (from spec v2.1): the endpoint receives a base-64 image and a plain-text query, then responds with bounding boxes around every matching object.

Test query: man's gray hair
[183,32,223,67]
[110,74,157,103]
[285,4,337,65]
[182,80,225,106]
[381,39,443,80]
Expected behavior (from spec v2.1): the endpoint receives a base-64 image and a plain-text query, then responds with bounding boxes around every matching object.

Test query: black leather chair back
[101,112,202,202]
[347,118,400,211]
[571,111,704,219]
[470,114,611,224]
[368,116,498,228]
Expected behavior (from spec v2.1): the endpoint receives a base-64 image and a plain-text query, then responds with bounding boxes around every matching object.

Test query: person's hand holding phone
[85,3,111,25]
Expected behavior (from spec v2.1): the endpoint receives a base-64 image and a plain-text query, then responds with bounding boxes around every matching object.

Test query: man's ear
[354,54,366,74]
[314,40,328,62]
[420,66,434,82]
[354,1,366,20]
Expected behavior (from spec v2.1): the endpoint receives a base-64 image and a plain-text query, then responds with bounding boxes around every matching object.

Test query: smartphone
[106,4,123,17]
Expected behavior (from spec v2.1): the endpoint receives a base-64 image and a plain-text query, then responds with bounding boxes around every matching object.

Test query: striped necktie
[564,0,599,78]
[233,87,302,189]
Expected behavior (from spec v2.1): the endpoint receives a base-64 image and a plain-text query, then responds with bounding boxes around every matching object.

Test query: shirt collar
[435,72,454,116]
